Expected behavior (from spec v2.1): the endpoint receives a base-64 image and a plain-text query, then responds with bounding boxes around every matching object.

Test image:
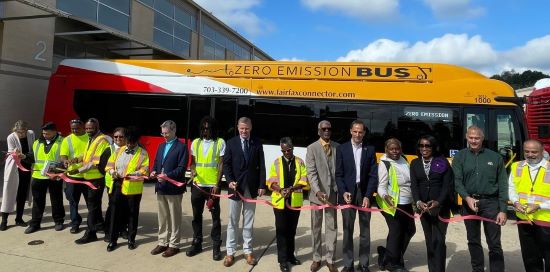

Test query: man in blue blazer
[336,120,378,272]
[222,117,266,267]
[149,120,188,258]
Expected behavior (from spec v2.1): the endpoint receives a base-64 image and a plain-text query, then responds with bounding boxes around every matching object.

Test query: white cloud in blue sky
[423,0,485,19]
[300,0,399,20]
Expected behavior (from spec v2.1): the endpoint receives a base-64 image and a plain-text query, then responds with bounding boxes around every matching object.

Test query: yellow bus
[45,60,526,168]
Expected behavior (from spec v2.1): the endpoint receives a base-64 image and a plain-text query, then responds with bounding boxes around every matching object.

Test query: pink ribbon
[192,182,234,199]
[157,173,186,187]
[5,152,31,172]
[46,173,98,190]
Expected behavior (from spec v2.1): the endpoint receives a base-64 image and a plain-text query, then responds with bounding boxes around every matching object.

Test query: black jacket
[410,156,453,213]
[335,142,378,204]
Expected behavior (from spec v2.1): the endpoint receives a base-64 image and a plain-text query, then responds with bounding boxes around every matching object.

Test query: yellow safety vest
[32,136,63,179]
[267,156,309,210]
[192,138,223,187]
[376,161,400,216]
[61,133,89,178]
[105,146,149,195]
[104,144,119,193]
[511,161,550,222]
[82,134,110,180]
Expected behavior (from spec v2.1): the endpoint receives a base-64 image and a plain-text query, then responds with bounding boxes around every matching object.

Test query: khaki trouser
[157,194,183,248]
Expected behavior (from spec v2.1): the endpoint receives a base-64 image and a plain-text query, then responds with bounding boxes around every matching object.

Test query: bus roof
[56,59,516,106]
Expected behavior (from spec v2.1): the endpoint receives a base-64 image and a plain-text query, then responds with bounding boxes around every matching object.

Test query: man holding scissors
[306,120,339,272]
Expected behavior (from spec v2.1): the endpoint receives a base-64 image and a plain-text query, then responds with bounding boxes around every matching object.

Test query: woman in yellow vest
[104,127,149,252]
[104,127,127,242]
[266,137,309,272]
[376,138,416,272]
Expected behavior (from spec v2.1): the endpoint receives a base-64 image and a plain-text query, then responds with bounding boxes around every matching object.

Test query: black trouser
[517,223,550,272]
[420,209,449,272]
[463,198,504,272]
[108,181,141,243]
[381,204,416,270]
[341,188,371,268]
[190,185,221,245]
[15,169,31,220]
[84,178,105,234]
[274,204,300,264]
[104,189,128,238]
[29,178,65,227]
[65,181,88,227]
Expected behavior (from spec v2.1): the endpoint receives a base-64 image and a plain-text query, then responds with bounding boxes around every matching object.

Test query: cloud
[193,0,271,37]
[424,0,485,19]
[301,0,399,21]
[336,33,550,75]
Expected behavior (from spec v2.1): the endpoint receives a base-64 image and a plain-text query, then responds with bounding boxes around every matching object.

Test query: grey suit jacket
[306,139,339,205]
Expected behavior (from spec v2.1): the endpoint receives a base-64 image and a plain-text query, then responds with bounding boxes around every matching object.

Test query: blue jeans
[65,183,88,227]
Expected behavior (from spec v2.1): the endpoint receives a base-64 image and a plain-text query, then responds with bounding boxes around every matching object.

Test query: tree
[491,70,550,90]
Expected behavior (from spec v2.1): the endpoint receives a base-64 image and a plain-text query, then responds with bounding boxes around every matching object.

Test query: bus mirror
[494,96,526,106]
[539,125,550,139]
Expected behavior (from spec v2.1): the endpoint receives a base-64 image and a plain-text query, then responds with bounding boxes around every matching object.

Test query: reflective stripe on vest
[376,161,400,216]
[268,157,308,209]
[512,161,550,222]
[193,138,222,186]
[110,146,148,195]
[32,137,63,179]
[67,136,74,158]
[83,134,109,180]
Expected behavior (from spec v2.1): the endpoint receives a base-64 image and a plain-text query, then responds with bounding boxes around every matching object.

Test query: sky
[193,0,550,76]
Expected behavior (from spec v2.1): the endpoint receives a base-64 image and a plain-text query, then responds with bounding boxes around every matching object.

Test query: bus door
[489,108,522,171]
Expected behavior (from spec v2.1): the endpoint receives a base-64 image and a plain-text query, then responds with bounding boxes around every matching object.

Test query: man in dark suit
[336,120,378,272]
[149,120,188,258]
[222,117,266,268]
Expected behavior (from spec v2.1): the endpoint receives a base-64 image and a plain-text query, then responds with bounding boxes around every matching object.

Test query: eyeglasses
[418,144,432,148]
[70,119,83,124]
[160,132,171,136]
[113,135,125,139]
[281,148,294,153]
[320,127,332,131]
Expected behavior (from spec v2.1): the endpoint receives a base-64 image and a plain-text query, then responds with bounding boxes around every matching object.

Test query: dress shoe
[150,245,168,255]
[357,264,370,272]
[377,246,386,271]
[128,241,137,250]
[223,255,235,267]
[341,266,355,272]
[75,232,98,244]
[280,263,290,272]
[54,223,64,231]
[327,263,338,272]
[289,258,302,265]
[310,261,322,272]
[244,253,257,265]
[185,244,202,257]
[107,242,118,252]
[0,222,7,231]
[24,225,40,234]
[162,247,180,257]
[70,225,80,234]
[213,246,222,261]
[15,219,27,227]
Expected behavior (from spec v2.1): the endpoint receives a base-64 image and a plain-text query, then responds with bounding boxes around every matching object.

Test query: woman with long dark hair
[410,135,453,272]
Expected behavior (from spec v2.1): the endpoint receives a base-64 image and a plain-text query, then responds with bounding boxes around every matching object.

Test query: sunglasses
[113,135,125,139]
[418,144,432,148]
[320,127,332,131]
[70,119,83,124]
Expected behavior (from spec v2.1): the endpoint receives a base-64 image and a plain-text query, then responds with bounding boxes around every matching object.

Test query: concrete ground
[0,183,525,272]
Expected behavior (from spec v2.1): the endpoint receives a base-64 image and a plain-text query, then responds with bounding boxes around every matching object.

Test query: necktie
[125,148,135,155]
[323,143,331,157]
[243,139,250,162]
